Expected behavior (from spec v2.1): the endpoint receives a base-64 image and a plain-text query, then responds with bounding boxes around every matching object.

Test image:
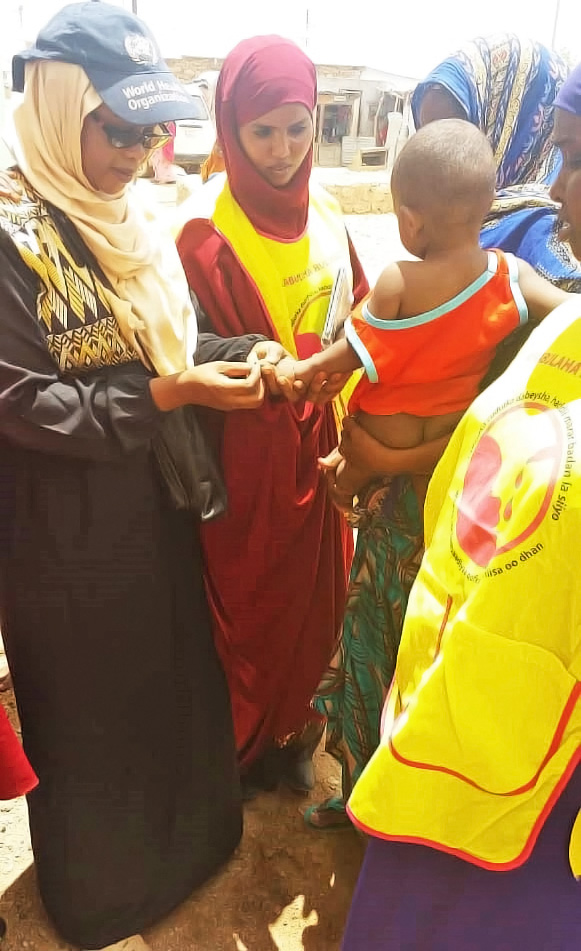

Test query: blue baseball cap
[12,2,206,125]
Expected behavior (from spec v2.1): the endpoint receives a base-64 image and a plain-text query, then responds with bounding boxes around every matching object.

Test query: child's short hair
[392,118,496,226]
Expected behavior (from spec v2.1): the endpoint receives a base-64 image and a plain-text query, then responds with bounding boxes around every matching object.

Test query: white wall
[318,77,406,138]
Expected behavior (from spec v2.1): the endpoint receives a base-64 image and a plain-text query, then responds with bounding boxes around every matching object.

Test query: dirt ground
[0,215,395,951]
[0,685,364,951]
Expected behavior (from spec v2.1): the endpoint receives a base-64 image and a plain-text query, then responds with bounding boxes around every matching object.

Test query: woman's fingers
[237,360,264,405]
[214,361,264,406]
[218,361,257,378]
[260,362,284,397]
[275,373,302,403]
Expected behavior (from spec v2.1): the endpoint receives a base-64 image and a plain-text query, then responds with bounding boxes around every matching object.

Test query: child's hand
[318,448,353,511]
[247,340,289,368]
[248,342,298,399]
[267,357,319,403]
[320,449,374,514]
[318,446,344,475]
[265,356,302,402]
[304,371,352,405]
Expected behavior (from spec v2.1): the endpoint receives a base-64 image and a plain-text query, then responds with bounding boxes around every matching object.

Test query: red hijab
[215,35,317,240]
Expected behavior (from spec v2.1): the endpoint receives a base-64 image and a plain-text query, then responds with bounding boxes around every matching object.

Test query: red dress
[179,222,368,766]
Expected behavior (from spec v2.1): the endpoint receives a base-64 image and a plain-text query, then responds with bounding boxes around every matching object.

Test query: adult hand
[247,340,288,367]
[151,361,264,412]
[0,169,22,202]
[247,340,297,398]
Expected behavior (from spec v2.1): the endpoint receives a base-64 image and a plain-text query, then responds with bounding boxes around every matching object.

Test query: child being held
[271,118,569,512]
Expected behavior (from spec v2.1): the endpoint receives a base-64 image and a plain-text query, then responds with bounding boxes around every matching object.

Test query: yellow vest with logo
[176,174,358,420]
[349,298,581,873]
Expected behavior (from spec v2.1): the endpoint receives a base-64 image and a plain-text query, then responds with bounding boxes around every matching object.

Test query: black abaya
[0,207,258,948]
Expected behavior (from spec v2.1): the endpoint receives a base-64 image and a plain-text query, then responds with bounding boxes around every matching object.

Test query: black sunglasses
[91,113,172,151]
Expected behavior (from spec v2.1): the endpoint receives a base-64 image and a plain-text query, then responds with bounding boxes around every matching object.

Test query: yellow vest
[176,174,358,422]
[349,298,581,873]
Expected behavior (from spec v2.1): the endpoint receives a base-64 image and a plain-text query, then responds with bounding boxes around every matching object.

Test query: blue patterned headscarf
[412,35,567,188]
[412,35,581,290]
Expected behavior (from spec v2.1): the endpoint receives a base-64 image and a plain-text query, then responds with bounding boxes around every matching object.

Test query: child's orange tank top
[346,250,527,417]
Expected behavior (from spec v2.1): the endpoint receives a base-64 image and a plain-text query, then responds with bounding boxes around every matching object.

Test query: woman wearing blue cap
[0,4,271,949]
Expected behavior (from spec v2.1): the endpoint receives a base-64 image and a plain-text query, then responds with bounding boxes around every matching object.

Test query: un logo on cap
[124,34,159,66]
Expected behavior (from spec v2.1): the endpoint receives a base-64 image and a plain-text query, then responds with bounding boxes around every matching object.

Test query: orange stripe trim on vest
[347,746,581,872]
[388,681,581,795]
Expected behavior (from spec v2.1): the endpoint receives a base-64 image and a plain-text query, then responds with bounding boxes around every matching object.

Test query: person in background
[200,139,225,182]
[0,5,266,949]
[412,34,581,290]
[176,35,369,797]
[149,119,179,183]
[340,62,581,951]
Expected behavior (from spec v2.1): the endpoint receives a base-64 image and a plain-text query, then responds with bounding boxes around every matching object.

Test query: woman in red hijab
[176,36,368,794]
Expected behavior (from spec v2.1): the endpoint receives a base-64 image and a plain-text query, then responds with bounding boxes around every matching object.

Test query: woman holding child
[340,62,581,951]
[176,36,369,793]
[306,31,581,829]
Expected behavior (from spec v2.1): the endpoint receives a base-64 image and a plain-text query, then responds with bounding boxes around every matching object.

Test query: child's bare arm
[303,336,362,376]
[272,338,361,398]
[517,259,572,324]
[271,263,404,399]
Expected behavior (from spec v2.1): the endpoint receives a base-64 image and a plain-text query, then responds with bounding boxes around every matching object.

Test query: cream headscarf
[13,61,197,376]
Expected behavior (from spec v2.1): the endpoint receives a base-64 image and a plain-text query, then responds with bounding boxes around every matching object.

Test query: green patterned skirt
[312,476,423,817]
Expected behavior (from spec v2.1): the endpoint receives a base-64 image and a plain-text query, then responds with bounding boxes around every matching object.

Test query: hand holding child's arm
[271,339,361,404]
[248,341,304,400]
